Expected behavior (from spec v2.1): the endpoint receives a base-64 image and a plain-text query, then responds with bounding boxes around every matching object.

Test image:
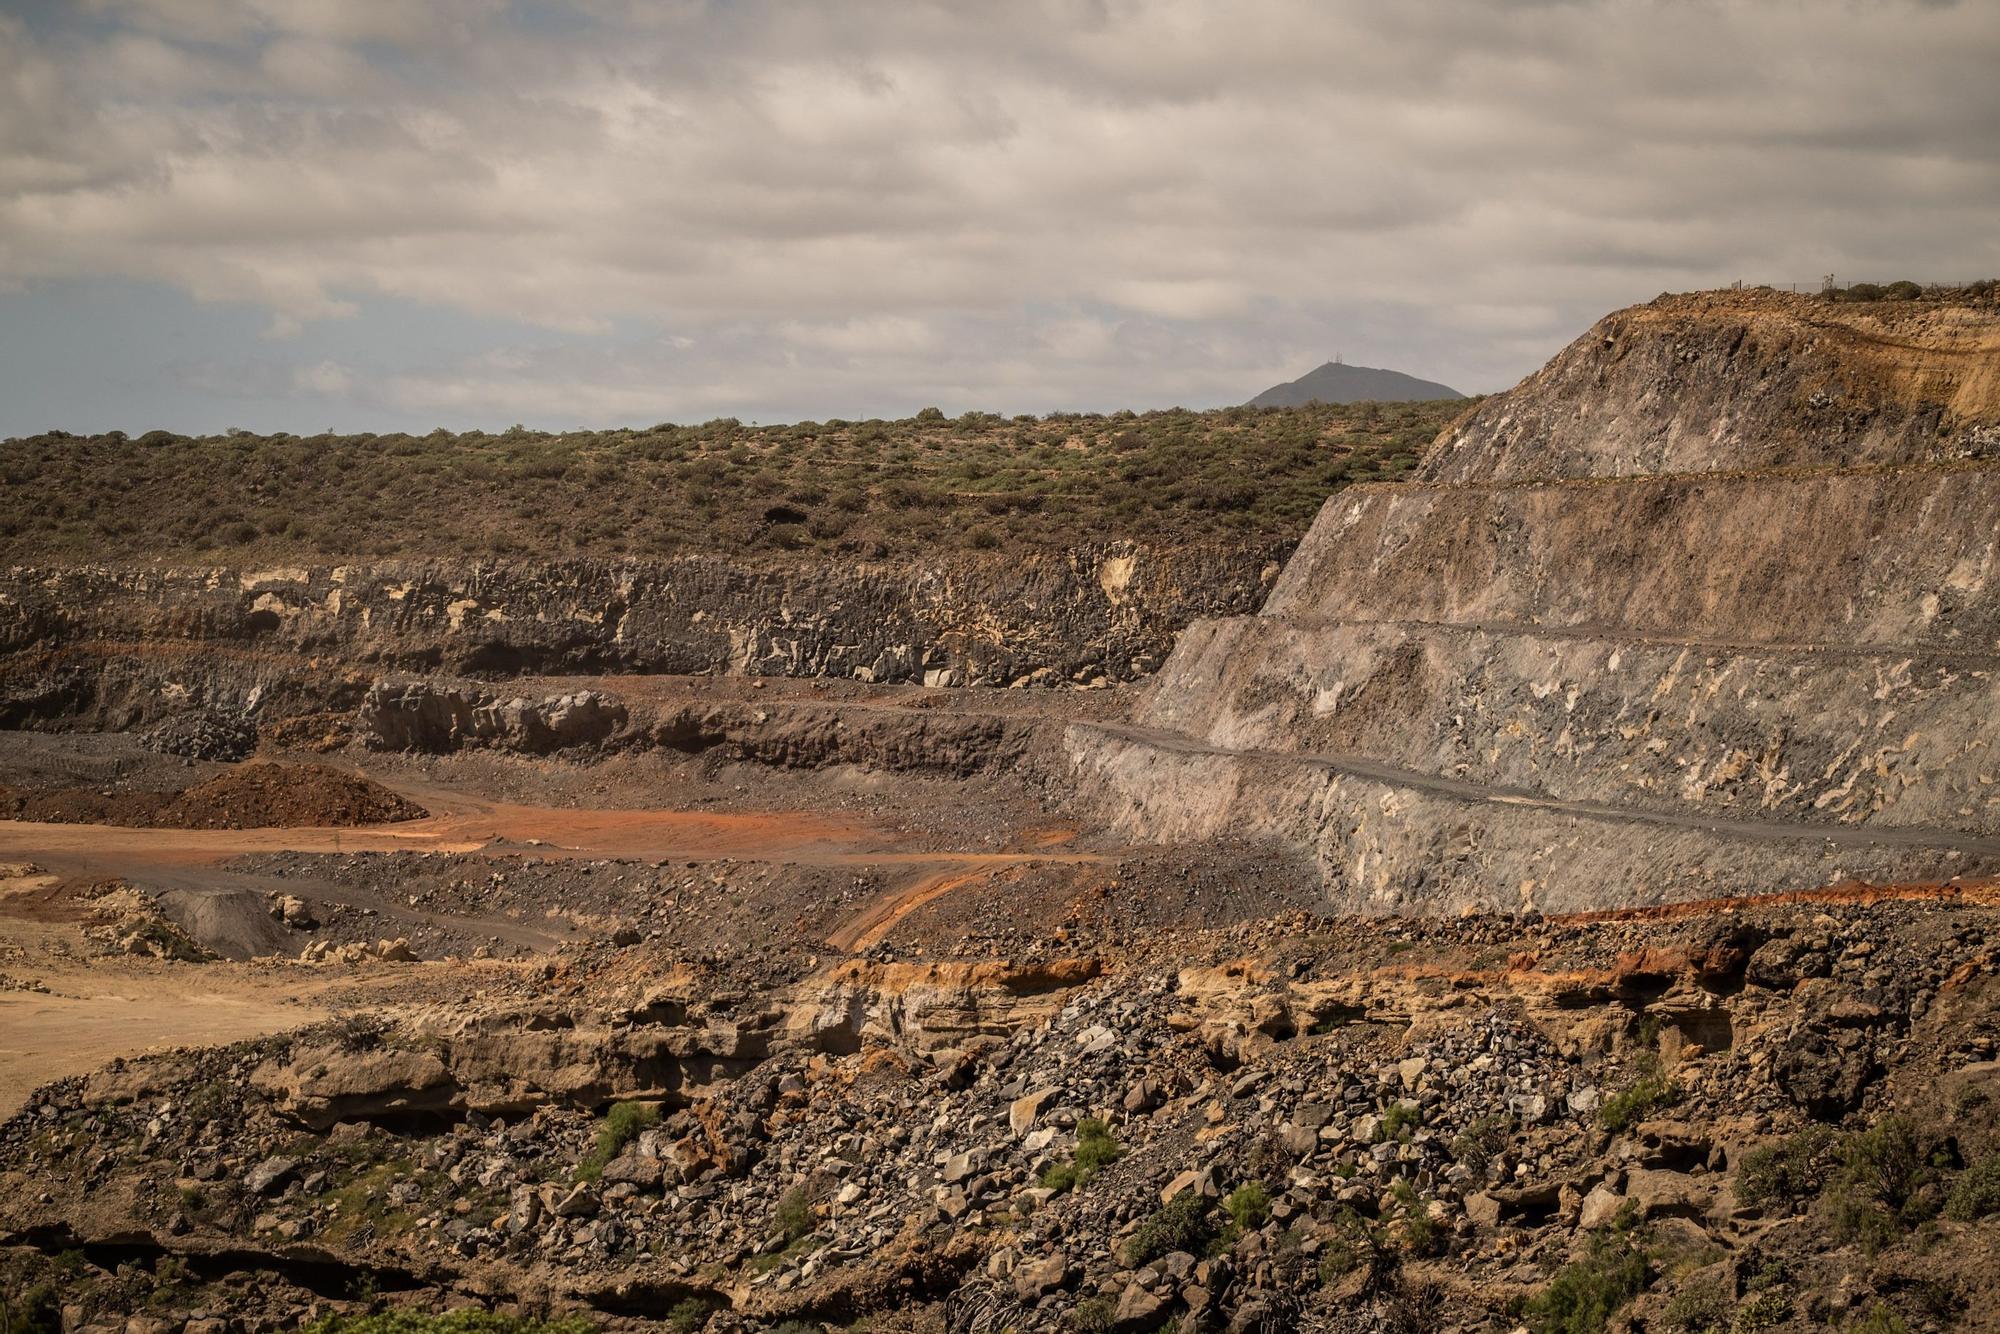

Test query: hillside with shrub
[0,401,1467,565]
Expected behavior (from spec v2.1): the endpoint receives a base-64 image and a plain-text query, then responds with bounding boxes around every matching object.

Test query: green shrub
[1825,1115,1944,1250]
[1037,1162,1080,1193]
[1450,1114,1511,1173]
[0,1279,61,1334]
[1660,1272,1733,1333]
[1316,1207,1376,1285]
[1067,1297,1116,1333]
[665,1298,711,1334]
[1736,1125,1840,1213]
[574,1101,659,1182]
[1224,1181,1270,1230]
[1600,1056,1681,1133]
[1124,1191,1216,1266]
[1389,1178,1436,1253]
[775,1186,813,1243]
[1041,1119,1123,1194]
[1943,1152,2000,1221]
[1073,1118,1124,1174]
[1734,1290,1793,1330]
[1378,1103,1422,1142]
[1524,1232,1650,1334]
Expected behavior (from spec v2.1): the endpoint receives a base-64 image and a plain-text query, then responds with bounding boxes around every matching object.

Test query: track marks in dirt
[829,866,1016,953]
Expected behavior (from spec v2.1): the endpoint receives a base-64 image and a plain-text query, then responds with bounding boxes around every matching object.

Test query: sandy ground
[0,962,330,1117]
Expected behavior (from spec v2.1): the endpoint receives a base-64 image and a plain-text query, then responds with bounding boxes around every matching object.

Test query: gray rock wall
[1265,466,2000,649]
[1140,617,2000,835]
[0,542,1281,729]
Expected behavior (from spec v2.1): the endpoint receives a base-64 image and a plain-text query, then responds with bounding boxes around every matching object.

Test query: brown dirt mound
[0,763,425,829]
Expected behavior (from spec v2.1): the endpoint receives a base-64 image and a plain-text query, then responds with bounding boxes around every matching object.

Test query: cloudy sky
[2,0,1996,436]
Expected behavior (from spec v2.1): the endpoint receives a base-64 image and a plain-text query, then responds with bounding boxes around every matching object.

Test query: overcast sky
[2,0,1996,437]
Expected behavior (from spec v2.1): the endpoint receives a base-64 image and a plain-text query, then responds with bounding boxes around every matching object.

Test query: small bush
[775,1185,813,1243]
[1825,1115,1944,1250]
[1943,1152,2000,1221]
[1042,1119,1123,1193]
[1316,1207,1376,1285]
[1073,1118,1123,1174]
[1067,1297,1116,1334]
[1600,1056,1681,1133]
[1660,1272,1733,1333]
[1734,1290,1793,1329]
[1378,1102,1422,1142]
[574,1101,658,1182]
[1037,1162,1080,1193]
[665,1300,711,1334]
[1389,1178,1436,1254]
[1737,1125,1840,1213]
[1,1279,60,1334]
[1224,1181,1271,1230]
[1451,1114,1511,1173]
[1847,1305,1911,1334]
[1124,1191,1216,1266]
[1524,1231,1650,1334]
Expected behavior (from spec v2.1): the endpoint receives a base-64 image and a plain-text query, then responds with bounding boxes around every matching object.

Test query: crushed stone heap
[1070,290,2000,913]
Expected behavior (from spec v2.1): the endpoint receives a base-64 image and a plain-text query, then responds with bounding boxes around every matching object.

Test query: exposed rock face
[358,683,629,753]
[0,541,1279,732]
[1419,290,2000,482]
[1072,291,2000,912]
[354,678,1051,775]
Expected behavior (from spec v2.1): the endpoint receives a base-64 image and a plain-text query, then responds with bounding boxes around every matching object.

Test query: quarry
[3,288,2000,1333]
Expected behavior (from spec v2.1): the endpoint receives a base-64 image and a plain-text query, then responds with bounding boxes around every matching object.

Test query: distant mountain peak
[1248,361,1465,408]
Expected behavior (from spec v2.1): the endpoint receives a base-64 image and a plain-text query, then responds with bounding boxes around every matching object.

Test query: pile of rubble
[141,711,259,764]
[4,894,2000,1332]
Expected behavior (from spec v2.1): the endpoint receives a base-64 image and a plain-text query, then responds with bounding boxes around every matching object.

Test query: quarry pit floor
[0,725,1147,1115]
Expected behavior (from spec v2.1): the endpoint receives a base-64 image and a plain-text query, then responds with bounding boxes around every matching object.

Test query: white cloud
[3,0,1998,426]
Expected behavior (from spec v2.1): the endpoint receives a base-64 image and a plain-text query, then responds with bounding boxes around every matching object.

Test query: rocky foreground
[6,886,1999,1332]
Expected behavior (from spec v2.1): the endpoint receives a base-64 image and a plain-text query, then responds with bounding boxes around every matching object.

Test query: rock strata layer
[0,542,1280,733]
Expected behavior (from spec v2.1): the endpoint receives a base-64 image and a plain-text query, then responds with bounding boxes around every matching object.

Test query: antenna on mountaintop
[1335,352,1343,365]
